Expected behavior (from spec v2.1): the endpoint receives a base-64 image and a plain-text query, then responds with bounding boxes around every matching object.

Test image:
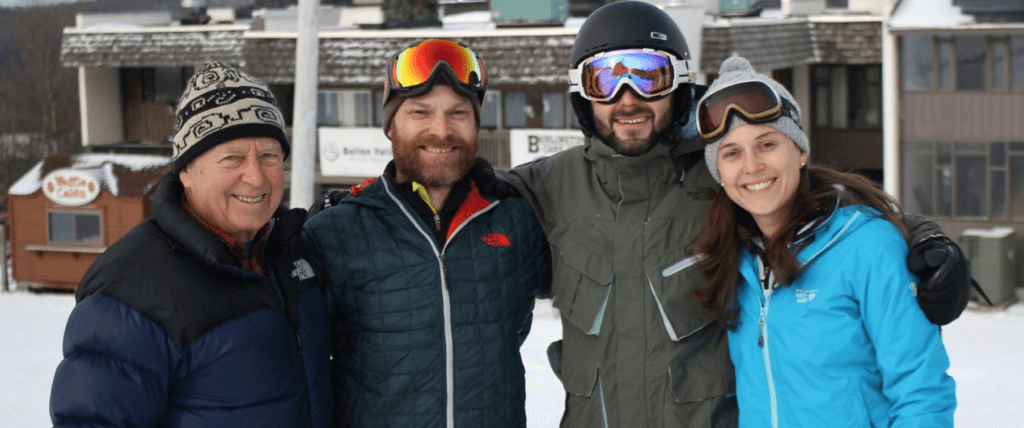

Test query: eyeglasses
[384,39,486,104]
[568,48,694,102]
[696,79,801,142]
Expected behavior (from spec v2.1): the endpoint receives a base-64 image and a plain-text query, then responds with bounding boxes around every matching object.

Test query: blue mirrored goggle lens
[582,51,673,99]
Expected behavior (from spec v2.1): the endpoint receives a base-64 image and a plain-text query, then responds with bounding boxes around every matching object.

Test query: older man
[302,39,550,428]
[49,63,331,428]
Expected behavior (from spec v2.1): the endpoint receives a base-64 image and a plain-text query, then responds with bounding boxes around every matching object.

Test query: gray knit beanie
[172,62,289,173]
[701,57,809,183]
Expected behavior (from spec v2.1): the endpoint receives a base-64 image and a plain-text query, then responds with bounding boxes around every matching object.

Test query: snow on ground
[2,291,1022,428]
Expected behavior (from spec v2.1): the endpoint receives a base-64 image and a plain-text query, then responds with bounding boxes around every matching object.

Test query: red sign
[42,169,100,206]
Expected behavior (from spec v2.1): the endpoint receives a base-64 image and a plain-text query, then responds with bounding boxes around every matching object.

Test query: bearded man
[301,39,551,428]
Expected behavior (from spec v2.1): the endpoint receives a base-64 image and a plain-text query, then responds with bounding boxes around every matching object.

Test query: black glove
[467,158,520,199]
[546,340,563,382]
[306,189,350,221]
[905,213,986,325]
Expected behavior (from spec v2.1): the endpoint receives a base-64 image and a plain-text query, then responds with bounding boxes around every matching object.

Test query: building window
[956,36,986,90]
[902,35,934,90]
[902,141,1024,220]
[542,91,566,128]
[1012,35,1024,91]
[504,90,528,128]
[992,38,1008,90]
[939,38,953,89]
[374,90,384,127]
[47,211,102,246]
[481,91,500,129]
[812,65,881,130]
[904,35,1024,92]
[317,90,372,127]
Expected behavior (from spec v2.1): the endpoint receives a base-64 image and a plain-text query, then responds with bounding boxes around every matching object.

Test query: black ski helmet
[570,1,695,136]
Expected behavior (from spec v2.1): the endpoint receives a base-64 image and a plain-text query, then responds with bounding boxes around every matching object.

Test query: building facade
[890,0,1024,300]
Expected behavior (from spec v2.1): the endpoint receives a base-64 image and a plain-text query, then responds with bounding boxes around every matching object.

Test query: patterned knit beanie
[172,62,290,173]
[701,57,809,184]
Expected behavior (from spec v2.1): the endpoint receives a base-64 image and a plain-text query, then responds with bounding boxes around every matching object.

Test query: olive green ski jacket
[507,132,738,428]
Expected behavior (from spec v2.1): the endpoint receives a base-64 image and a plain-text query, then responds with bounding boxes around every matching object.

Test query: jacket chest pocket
[647,250,718,341]
[549,236,614,335]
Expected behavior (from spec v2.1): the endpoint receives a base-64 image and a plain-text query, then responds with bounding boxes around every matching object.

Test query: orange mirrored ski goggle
[384,39,486,104]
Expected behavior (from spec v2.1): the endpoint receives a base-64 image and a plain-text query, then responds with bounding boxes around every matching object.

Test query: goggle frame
[568,48,695,103]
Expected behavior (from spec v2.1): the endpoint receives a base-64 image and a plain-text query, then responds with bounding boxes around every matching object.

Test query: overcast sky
[0,0,83,8]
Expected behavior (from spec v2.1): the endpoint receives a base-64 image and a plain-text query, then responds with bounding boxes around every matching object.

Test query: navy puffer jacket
[49,173,331,428]
[302,166,551,428]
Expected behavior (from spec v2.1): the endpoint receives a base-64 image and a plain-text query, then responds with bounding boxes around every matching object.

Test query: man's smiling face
[387,84,478,187]
[591,89,673,156]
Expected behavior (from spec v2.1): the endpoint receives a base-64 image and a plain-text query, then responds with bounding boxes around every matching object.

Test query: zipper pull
[434,214,441,232]
[758,309,766,348]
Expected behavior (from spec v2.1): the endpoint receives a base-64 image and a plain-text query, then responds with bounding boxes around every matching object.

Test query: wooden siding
[903,92,1024,142]
[7,191,150,290]
[810,128,883,171]
[702,22,816,73]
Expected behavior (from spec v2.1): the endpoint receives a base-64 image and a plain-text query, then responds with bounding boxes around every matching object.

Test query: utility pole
[289,0,320,209]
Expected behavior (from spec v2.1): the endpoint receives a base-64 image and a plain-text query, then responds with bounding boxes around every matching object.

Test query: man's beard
[392,134,477,188]
[594,103,673,156]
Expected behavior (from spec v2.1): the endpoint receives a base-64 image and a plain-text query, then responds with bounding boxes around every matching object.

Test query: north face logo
[291,259,315,281]
[482,233,511,247]
[795,288,819,304]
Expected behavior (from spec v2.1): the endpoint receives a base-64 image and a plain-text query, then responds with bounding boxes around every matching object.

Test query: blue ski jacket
[729,204,956,428]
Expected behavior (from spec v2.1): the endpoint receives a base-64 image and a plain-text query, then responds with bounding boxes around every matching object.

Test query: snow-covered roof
[961,227,1016,239]
[889,0,975,30]
[8,153,170,198]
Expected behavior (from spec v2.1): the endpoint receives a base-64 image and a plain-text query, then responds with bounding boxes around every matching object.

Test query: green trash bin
[960,227,1018,306]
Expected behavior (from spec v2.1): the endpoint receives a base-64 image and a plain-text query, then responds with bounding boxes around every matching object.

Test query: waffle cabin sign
[42,169,100,206]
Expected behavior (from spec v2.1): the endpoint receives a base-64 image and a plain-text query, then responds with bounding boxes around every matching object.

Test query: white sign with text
[318,127,393,178]
[510,129,586,167]
[42,169,100,206]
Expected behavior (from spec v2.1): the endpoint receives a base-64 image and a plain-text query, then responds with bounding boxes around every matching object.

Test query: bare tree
[8,4,82,157]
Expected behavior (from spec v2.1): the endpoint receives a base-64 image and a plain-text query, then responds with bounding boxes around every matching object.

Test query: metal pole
[882,0,900,200]
[1,224,8,292]
[289,0,320,210]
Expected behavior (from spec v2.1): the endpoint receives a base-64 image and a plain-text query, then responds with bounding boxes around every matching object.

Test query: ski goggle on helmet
[696,79,802,142]
[384,39,486,104]
[568,48,694,103]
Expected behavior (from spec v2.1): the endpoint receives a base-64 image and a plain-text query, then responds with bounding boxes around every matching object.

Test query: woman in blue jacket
[687,57,956,427]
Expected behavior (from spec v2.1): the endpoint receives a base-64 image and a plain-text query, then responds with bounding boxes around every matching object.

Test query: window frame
[811,64,882,131]
[316,89,374,127]
[45,209,104,247]
[902,141,1022,221]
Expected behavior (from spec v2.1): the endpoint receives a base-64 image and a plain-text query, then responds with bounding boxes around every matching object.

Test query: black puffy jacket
[50,173,332,428]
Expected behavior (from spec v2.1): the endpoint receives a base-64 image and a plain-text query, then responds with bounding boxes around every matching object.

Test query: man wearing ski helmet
[499,2,974,427]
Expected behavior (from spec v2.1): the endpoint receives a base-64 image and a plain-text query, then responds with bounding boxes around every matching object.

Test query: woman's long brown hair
[688,165,908,329]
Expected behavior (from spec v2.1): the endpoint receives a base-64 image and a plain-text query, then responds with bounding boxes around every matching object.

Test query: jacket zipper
[383,179,500,428]
[262,272,313,428]
[434,213,441,232]
[755,256,779,428]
